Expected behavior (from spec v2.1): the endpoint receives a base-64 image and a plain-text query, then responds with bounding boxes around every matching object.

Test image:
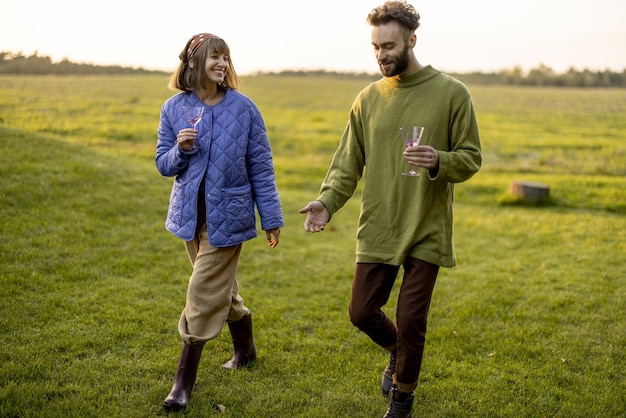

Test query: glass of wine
[399,126,424,176]
[182,105,204,150]
[183,106,204,130]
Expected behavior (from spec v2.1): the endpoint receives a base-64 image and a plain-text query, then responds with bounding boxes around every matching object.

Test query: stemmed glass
[399,126,424,176]
[183,106,204,130]
[182,106,204,150]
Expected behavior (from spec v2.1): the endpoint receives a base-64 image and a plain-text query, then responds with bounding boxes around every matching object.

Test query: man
[299,2,482,417]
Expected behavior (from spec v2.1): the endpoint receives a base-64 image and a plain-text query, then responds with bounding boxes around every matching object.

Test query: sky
[2,0,625,75]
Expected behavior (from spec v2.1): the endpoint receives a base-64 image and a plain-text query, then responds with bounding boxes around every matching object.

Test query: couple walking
[155,2,481,416]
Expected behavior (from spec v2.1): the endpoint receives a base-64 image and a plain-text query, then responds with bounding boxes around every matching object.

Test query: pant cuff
[393,375,418,393]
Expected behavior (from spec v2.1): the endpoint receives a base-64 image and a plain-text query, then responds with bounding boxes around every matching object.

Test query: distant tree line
[2,51,625,88]
[0,51,165,75]
[450,64,626,88]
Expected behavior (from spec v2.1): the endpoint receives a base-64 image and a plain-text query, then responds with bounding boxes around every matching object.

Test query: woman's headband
[179,33,213,62]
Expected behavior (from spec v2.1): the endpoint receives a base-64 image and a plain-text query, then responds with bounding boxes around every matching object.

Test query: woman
[156,33,283,412]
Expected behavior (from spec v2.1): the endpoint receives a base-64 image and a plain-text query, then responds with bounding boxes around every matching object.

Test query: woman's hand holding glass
[176,128,198,152]
[177,105,204,151]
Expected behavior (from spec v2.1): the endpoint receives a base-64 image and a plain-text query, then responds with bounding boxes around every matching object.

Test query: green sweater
[317,66,482,267]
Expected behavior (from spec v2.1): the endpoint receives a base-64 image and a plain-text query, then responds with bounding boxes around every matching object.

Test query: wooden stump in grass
[509,181,550,203]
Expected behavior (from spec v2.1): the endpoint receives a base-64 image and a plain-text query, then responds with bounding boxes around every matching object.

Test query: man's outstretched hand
[299,201,330,233]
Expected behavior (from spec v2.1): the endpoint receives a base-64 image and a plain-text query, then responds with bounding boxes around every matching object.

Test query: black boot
[381,349,397,397]
[222,313,257,369]
[163,343,204,412]
[383,385,414,418]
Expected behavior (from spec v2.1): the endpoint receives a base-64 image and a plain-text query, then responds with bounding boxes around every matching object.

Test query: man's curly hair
[367,1,421,32]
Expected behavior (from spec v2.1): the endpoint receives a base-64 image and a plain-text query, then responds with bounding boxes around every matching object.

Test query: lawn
[0,74,624,417]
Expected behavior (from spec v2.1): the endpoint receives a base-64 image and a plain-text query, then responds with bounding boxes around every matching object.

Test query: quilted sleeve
[156,99,195,177]
[246,106,284,231]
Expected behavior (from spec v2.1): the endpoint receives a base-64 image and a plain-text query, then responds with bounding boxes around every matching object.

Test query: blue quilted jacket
[156,89,284,245]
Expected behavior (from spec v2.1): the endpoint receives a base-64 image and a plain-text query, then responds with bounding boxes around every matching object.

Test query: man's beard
[379,45,410,77]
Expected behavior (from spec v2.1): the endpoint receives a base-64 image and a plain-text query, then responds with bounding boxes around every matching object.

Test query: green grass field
[1,74,625,417]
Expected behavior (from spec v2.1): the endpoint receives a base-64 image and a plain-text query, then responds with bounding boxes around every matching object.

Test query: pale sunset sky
[2,0,625,75]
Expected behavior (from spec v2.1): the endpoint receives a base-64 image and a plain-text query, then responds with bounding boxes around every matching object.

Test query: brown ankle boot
[163,343,204,411]
[222,313,257,369]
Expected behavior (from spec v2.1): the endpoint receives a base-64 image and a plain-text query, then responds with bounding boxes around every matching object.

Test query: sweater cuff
[429,152,447,180]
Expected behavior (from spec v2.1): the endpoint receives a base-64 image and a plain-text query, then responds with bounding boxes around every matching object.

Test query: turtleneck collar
[381,65,440,88]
